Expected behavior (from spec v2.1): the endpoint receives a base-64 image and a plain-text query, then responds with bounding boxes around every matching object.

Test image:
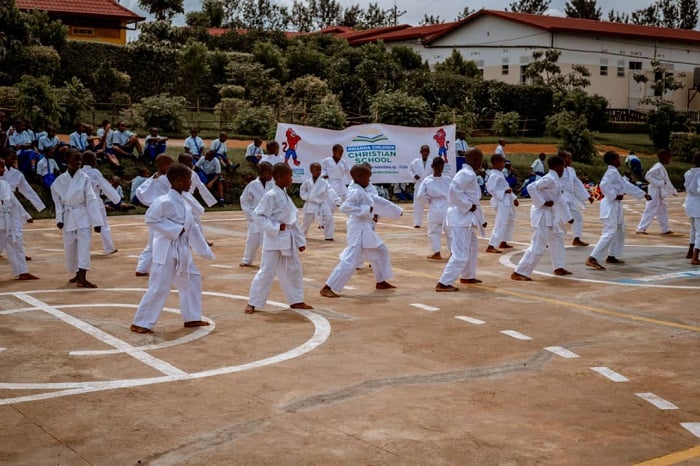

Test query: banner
[274,123,457,183]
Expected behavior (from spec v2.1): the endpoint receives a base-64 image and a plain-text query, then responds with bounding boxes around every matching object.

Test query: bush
[433,105,475,135]
[370,90,431,127]
[669,133,700,163]
[491,111,520,137]
[309,95,346,130]
[13,75,61,129]
[546,110,596,163]
[131,94,187,132]
[232,103,276,137]
[117,106,146,132]
[605,121,648,133]
[215,97,243,130]
[57,77,94,129]
[559,89,609,131]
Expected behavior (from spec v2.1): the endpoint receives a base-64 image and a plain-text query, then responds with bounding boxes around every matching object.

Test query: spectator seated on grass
[143,127,168,162]
[105,176,133,212]
[94,120,123,174]
[195,150,225,206]
[36,146,60,188]
[245,137,264,166]
[184,127,204,161]
[111,121,143,160]
[9,119,41,176]
[129,167,151,205]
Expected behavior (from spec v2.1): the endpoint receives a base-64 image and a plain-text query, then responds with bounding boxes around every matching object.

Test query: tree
[362,2,388,28]
[630,0,698,29]
[57,77,94,128]
[178,40,210,106]
[203,0,225,27]
[433,50,481,78]
[524,49,590,98]
[456,6,474,20]
[607,9,630,23]
[564,0,602,20]
[507,0,551,14]
[138,0,184,21]
[223,0,290,30]
[13,75,61,128]
[420,14,443,25]
[340,4,363,27]
[370,90,432,127]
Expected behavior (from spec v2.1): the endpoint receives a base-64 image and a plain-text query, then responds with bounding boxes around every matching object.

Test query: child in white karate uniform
[239,161,273,267]
[636,149,677,235]
[586,151,651,270]
[51,150,103,288]
[300,162,341,241]
[416,156,452,259]
[436,149,487,292]
[320,164,399,298]
[245,163,312,313]
[511,156,574,281]
[130,163,215,333]
[178,153,218,209]
[485,153,519,253]
[321,144,351,202]
[135,154,174,276]
[0,160,38,280]
[81,151,121,255]
[684,151,700,264]
[560,150,594,246]
[408,145,434,228]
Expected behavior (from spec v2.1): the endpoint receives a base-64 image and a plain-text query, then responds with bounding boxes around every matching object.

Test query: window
[71,27,95,36]
[600,59,608,76]
[520,64,529,84]
[476,60,484,77]
[617,60,625,77]
[629,61,642,71]
[502,58,509,75]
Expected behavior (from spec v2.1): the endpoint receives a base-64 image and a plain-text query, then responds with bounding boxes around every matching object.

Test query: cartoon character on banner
[283,128,302,166]
[433,128,449,162]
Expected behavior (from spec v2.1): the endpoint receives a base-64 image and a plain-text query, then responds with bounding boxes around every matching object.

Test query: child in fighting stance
[321,164,397,297]
[239,161,273,267]
[485,153,518,253]
[300,162,341,241]
[130,163,214,333]
[684,151,700,264]
[245,163,312,313]
[416,156,452,259]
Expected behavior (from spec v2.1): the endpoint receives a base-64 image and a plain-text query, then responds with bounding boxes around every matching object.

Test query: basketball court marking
[500,330,532,341]
[591,366,629,382]
[410,303,440,312]
[0,289,331,406]
[635,393,679,410]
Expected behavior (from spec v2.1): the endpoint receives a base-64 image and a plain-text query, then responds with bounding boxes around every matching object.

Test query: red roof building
[16,0,144,45]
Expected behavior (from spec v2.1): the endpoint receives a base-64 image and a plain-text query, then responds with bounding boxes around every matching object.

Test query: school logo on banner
[346,127,397,165]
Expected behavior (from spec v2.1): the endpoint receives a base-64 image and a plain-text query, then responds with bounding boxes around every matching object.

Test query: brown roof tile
[16,0,144,22]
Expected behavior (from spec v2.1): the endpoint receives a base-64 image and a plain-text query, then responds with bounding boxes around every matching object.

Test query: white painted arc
[12,292,188,377]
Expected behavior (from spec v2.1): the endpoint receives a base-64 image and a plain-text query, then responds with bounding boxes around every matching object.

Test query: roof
[424,9,700,45]
[206,28,305,39]
[16,0,144,22]
[345,23,456,46]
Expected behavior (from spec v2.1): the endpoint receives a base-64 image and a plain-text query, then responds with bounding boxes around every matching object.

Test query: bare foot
[459,278,482,284]
[435,283,458,292]
[499,242,513,249]
[320,285,339,298]
[485,245,502,253]
[18,273,39,280]
[135,271,149,277]
[76,280,97,288]
[375,281,396,290]
[510,272,532,281]
[290,302,314,309]
[130,324,153,334]
[585,257,606,270]
[553,268,573,276]
[426,252,442,260]
[244,305,255,314]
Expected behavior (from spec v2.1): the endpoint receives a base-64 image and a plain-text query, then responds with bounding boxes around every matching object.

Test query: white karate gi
[514,170,573,277]
[561,166,591,238]
[299,176,341,240]
[684,167,700,246]
[320,156,351,201]
[83,166,121,254]
[0,166,45,262]
[248,185,306,307]
[637,162,677,233]
[132,190,215,330]
[590,165,647,262]
[240,177,273,265]
[439,166,486,285]
[486,169,517,247]
[325,182,395,291]
[51,170,103,273]
[416,174,452,254]
[408,156,433,227]
[135,175,171,274]
[259,154,284,165]
[0,180,31,277]
[189,171,217,208]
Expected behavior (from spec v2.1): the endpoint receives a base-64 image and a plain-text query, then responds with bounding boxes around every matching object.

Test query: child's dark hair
[490,153,505,165]
[166,163,191,183]
[332,144,343,153]
[266,140,279,154]
[693,151,700,166]
[177,153,193,166]
[603,151,619,165]
[431,157,445,168]
[547,155,565,169]
[272,161,292,179]
[82,151,97,166]
[657,149,672,160]
[309,162,321,170]
[350,163,370,180]
[258,161,273,173]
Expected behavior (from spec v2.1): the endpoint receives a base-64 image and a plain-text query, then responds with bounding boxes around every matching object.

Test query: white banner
[274,123,457,183]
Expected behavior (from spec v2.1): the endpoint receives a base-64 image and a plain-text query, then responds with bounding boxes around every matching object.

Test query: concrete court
[0,194,698,465]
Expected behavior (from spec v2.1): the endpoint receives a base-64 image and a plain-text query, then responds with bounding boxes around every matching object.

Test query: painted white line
[43,248,66,252]
[127,255,140,259]
[500,330,532,340]
[211,264,234,269]
[544,346,580,359]
[303,277,315,282]
[0,289,331,406]
[590,366,629,382]
[455,316,486,325]
[344,286,356,290]
[681,422,700,438]
[0,348,5,352]
[410,303,440,312]
[0,307,39,315]
[635,392,679,410]
[12,292,187,377]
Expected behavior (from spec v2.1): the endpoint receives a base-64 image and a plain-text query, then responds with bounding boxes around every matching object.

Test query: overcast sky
[121,0,659,27]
